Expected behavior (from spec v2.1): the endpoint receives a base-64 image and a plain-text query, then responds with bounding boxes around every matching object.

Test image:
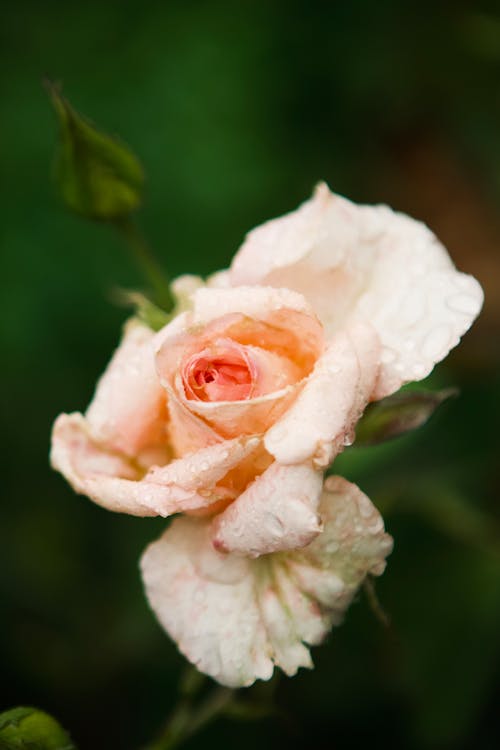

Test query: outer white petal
[141,519,273,688]
[140,476,392,687]
[51,412,260,517]
[85,321,167,460]
[211,462,323,557]
[190,285,315,325]
[264,322,379,467]
[230,183,483,396]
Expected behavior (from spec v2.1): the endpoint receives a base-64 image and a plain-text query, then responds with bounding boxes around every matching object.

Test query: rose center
[183,344,256,403]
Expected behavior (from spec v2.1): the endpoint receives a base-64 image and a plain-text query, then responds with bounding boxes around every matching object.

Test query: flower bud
[355,387,459,447]
[46,80,144,221]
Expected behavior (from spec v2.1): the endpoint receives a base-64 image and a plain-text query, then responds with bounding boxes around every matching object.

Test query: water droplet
[356,494,373,518]
[422,325,452,360]
[325,540,339,554]
[412,362,427,378]
[447,292,479,316]
[381,348,396,364]
[269,515,285,538]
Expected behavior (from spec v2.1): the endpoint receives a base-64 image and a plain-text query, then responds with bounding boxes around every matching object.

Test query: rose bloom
[51,184,483,687]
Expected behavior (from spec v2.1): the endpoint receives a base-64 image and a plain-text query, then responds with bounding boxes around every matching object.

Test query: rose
[51,183,483,687]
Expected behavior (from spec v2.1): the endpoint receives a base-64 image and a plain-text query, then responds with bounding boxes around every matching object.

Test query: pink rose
[51,183,482,687]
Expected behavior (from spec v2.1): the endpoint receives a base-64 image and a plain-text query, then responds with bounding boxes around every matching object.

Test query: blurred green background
[2,1,500,748]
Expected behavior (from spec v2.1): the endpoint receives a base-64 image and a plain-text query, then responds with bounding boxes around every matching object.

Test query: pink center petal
[183,340,257,403]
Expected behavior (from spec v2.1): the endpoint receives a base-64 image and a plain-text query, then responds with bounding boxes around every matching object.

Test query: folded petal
[140,475,392,687]
[85,321,167,460]
[230,183,483,396]
[264,322,379,467]
[211,462,323,557]
[164,386,223,456]
[155,291,324,442]
[51,412,260,517]
[177,376,299,440]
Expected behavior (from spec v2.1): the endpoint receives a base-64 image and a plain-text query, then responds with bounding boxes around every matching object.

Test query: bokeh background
[2,1,500,748]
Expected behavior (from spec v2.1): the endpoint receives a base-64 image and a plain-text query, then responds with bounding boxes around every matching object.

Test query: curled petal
[177,375,299,440]
[164,386,223,456]
[230,183,483,396]
[85,321,167,460]
[264,322,379,467]
[51,412,260,517]
[140,476,392,687]
[155,293,324,442]
[211,462,323,557]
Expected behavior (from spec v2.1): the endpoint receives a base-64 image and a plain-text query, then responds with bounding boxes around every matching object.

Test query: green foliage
[114,289,173,331]
[46,80,144,221]
[0,707,76,750]
[2,2,500,748]
[355,388,458,447]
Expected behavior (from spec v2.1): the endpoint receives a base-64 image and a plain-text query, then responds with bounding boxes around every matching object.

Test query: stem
[114,217,174,311]
[363,575,391,628]
[143,686,235,750]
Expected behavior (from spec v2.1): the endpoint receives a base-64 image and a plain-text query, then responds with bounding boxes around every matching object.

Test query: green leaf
[355,387,458,447]
[113,288,173,331]
[0,707,76,750]
[45,79,144,221]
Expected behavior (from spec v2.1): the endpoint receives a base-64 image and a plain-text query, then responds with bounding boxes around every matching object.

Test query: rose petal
[140,475,392,687]
[165,385,224,456]
[155,294,324,442]
[264,322,379,467]
[230,183,483,396]
[211,462,323,557]
[155,295,323,388]
[85,321,167,461]
[176,374,299,439]
[191,285,315,326]
[51,412,260,517]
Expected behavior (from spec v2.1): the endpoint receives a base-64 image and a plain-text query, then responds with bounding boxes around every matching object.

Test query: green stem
[114,217,174,311]
[143,685,235,750]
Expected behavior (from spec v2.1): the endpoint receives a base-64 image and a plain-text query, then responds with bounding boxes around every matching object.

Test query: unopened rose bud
[45,79,144,221]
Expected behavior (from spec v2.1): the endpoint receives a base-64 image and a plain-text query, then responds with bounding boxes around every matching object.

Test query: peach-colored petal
[264,322,380,467]
[140,475,392,687]
[176,374,299,440]
[155,296,323,389]
[51,412,260,517]
[155,294,324,442]
[164,387,222,457]
[85,321,167,461]
[211,462,323,557]
[181,340,302,404]
[230,183,483,396]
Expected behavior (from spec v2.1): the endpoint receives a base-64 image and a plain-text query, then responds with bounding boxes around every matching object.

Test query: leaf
[0,707,76,750]
[355,387,458,447]
[45,79,144,221]
[113,288,173,331]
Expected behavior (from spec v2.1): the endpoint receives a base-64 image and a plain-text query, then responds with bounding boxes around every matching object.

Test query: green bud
[355,387,458,447]
[0,706,76,749]
[45,79,144,221]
